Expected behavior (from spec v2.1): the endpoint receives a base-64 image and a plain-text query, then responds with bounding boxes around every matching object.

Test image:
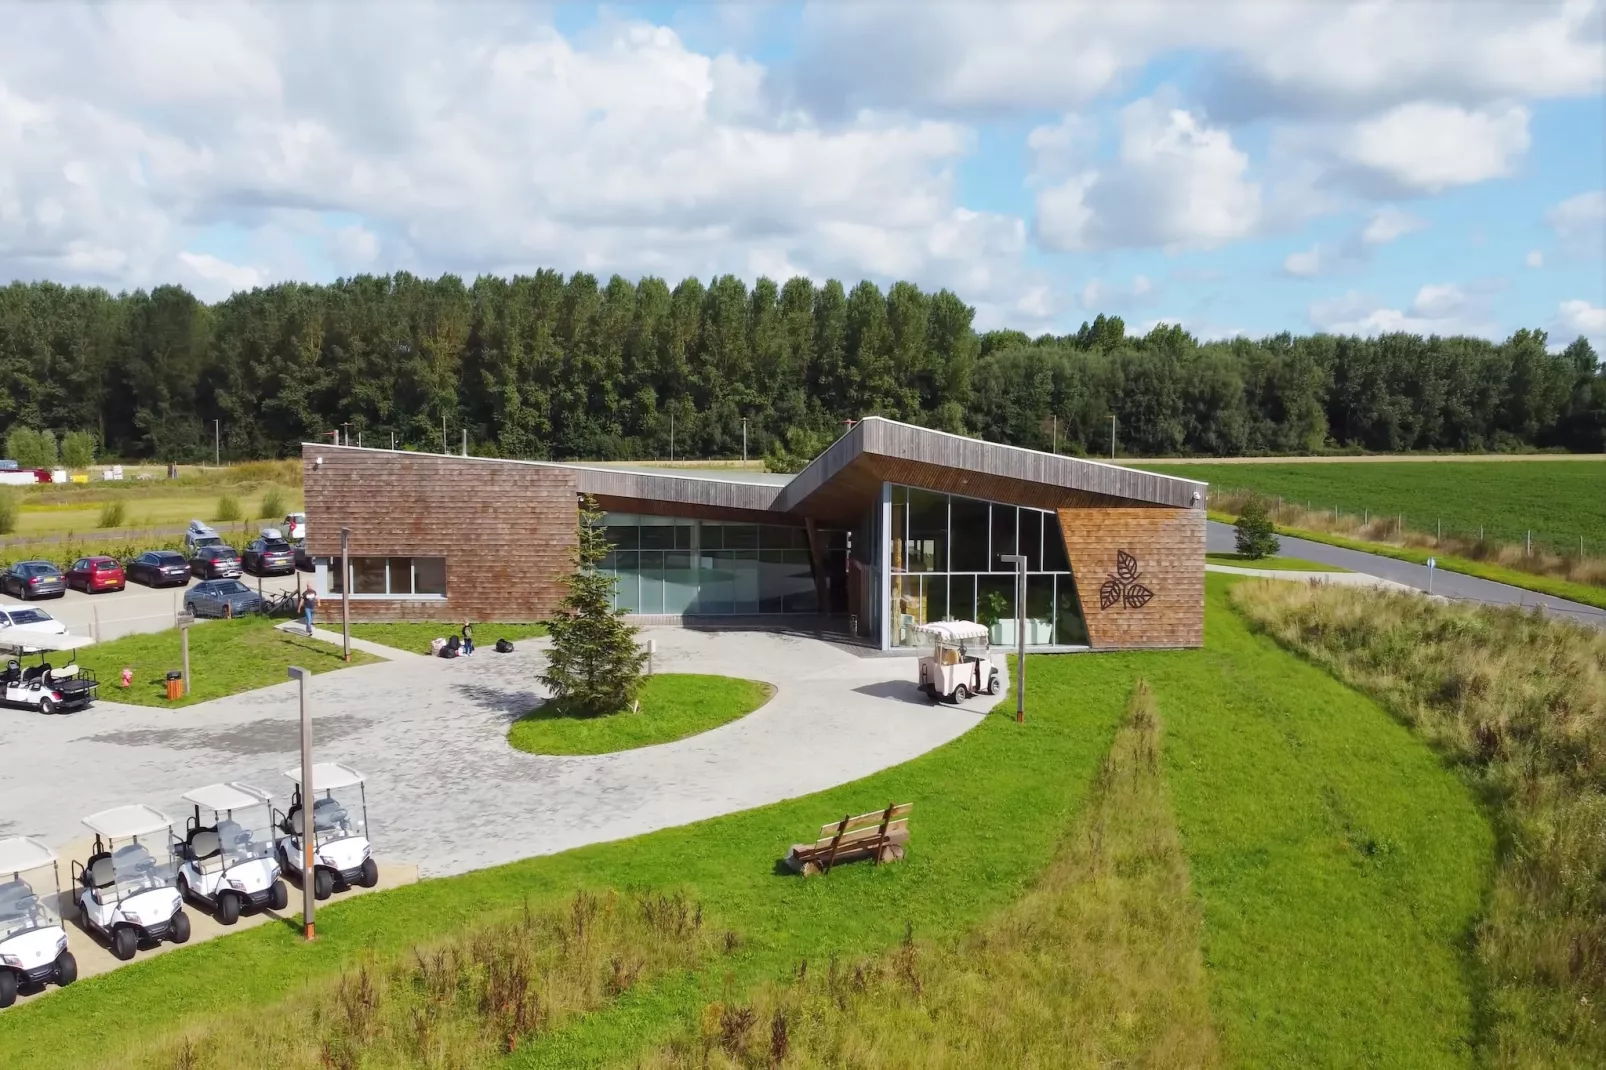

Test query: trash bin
[166,670,183,701]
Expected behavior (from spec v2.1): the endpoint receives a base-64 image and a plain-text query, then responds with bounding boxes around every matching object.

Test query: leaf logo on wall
[1098,550,1154,610]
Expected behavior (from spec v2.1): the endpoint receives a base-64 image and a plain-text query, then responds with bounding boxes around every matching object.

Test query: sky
[1,1,1603,351]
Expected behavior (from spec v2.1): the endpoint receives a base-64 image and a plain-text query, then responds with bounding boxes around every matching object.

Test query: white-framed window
[325,556,447,599]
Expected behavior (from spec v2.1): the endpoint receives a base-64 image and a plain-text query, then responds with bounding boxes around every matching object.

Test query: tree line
[0,273,1600,466]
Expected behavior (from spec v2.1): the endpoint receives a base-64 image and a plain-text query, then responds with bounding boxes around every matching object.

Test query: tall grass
[0,487,16,535]
[1232,579,1606,1067]
[260,486,286,519]
[219,458,301,486]
[644,681,1220,1069]
[213,494,241,522]
[97,499,126,528]
[134,890,712,1068]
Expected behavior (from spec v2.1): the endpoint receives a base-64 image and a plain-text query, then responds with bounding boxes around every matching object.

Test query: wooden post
[179,617,192,695]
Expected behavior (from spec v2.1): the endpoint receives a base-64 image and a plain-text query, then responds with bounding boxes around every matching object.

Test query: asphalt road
[1207,521,1606,629]
[0,571,305,642]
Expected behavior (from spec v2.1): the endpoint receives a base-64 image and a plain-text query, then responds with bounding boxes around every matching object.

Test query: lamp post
[1109,414,1117,460]
[340,527,351,662]
[287,664,315,940]
[999,553,1027,724]
[741,417,747,464]
[213,420,220,467]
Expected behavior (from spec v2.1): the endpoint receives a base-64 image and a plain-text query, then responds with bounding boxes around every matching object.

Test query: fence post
[1526,530,1531,557]
[1437,519,1441,544]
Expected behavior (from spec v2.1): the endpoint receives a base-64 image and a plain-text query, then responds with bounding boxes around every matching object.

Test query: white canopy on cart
[183,782,272,813]
[82,805,174,840]
[916,620,990,644]
[284,763,365,791]
[0,835,56,875]
[0,626,95,654]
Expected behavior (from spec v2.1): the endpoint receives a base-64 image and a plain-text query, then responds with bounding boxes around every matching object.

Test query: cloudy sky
[2,1,1603,348]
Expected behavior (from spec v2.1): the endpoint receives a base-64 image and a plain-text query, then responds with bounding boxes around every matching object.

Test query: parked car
[284,512,307,541]
[184,520,223,557]
[184,579,264,619]
[65,556,126,594]
[0,606,69,642]
[243,532,296,576]
[0,562,65,600]
[126,550,191,588]
[293,541,312,571]
[189,545,243,580]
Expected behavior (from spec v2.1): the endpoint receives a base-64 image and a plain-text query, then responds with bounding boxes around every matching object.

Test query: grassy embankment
[349,621,548,655]
[76,616,379,707]
[1235,579,1606,1067]
[509,674,774,755]
[0,578,1493,1069]
[1205,551,1349,572]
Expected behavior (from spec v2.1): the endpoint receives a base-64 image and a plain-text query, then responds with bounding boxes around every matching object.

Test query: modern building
[302,417,1208,651]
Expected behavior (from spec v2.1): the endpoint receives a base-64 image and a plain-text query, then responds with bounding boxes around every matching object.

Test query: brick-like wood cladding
[302,446,578,623]
[1058,506,1204,649]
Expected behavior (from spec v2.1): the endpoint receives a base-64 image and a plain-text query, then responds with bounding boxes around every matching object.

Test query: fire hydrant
[120,666,133,689]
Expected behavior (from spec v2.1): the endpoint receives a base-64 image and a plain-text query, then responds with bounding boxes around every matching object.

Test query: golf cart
[176,782,290,924]
[0,836,76,1007]
[0,628,98,715]
[274,763,378,900]
[72,806,190,960]
[915,620,1000,703]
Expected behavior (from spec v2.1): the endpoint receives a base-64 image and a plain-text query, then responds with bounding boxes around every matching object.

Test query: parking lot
[0,568,305,642]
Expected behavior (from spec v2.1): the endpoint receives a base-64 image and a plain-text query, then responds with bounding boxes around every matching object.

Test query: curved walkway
[1206,521,1606,629]
[0,630,991,878]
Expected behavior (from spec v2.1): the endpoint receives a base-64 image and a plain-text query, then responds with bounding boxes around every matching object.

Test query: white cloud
[1557,298,1606,335]
[1281,207,1426,278]
[1034,95,1261,252]
[176,252,267,296]
[1360,207,1426,246]
[1283,245,1327,277]
[1340,102,1530,192]
[1079,274,1155,310]
[1546,190,1606,257]
[1309,283,1500,337]
[1526,249,1545,268]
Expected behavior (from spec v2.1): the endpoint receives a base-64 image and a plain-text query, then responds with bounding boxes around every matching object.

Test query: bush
[97,500,126,529]
[1234,494,1280,559]
[4,426,57,469]
[259,487,285,519]
[60,430,96,469]
[0,489,16,535]
[214,494,242,523]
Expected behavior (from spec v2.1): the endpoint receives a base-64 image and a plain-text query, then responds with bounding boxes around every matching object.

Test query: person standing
[461,621,474,656]
[301,585,319,637]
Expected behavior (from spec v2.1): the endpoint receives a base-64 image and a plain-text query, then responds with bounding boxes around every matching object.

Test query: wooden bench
[784,803,912,876]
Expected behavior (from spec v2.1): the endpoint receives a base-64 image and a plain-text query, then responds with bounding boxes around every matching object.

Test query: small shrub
[260,487,286,519]
[61,429,96,469]
[97,500,126,529]
[0,489,16,535]
[1234,494,1280,559]
[214,494,242,523]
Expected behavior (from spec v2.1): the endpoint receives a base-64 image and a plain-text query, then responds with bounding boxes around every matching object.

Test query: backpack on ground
[494,638,514,653]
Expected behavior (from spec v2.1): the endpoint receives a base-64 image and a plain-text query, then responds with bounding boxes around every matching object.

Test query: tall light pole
[287,665,315,940]
[340,527,351,662]
[999,554,1027,724]
[669,412,675,462]
[1109,414,1117,460]
[213,420,220,466]
[741,417,747,464]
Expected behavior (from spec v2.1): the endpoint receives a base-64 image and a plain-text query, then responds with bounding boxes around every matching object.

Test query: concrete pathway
[1207,521,1606,629]
[274,620,432,660]
[1205,562,1419,594]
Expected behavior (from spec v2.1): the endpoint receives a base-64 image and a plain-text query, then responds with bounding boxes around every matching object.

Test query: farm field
[1138,459,1606,553]
[0,578,1494,1069]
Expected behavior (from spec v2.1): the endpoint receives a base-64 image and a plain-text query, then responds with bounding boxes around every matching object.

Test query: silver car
[1,562,66,601]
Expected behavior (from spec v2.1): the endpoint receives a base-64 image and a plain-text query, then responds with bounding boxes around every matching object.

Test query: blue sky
[1,1,1602,350]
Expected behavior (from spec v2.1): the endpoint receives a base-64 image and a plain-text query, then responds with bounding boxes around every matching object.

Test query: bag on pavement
[495,638,514,653]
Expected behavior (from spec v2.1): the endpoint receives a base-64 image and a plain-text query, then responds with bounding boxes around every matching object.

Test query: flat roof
[284,762,365,791]
[183,782,272,813]
[82,804,173,840]
[0,835,56,873]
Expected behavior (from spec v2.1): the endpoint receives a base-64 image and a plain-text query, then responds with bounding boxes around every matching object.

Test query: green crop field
[1138,459,1606,553]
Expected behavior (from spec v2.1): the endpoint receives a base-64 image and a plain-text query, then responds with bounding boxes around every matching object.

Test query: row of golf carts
[0,764,375,1007]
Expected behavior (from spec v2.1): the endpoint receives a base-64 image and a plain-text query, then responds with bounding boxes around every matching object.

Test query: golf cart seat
[283,806,304,837]
[48,663,78,681]
[85,852,115,902]
[0,878,36,922]
[1,660,17,686]
[188,829,222,866]
[20,664,45,685]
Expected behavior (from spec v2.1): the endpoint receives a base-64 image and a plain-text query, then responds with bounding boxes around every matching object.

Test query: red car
[65,555,126,593]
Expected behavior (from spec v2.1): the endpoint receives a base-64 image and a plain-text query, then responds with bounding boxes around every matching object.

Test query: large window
[599,515,823,616]
[888,486,1088,649]
[329,556,446,598]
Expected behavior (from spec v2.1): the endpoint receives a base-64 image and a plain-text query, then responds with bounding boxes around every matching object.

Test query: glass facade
[599,513,844,616]
[887,486,1089,649]
[328,556,447,598]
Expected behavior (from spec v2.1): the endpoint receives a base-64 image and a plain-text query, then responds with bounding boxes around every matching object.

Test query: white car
[184,520,222,556]
[0,607,67,640]
[176,782,289,924]
[0,836,77,1007]
[74,806,190,960]
[284,512,307,541]
[275,763,378,900]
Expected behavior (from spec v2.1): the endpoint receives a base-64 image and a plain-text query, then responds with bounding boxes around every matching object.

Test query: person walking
[301,585,318,637]
[461,621,475,656]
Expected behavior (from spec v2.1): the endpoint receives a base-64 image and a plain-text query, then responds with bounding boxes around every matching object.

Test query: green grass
[0,579,1493,1069]
[347,620,548,654]
[6,483,305,538]
[1140,459,1606,554]
[1206,551,1350,572]
[76,616,381,707]
[509,673,774,755]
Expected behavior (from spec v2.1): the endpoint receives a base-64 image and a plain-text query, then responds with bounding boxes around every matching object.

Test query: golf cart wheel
[358,858,379,889]
[170,910,191,944]
[952,684,970,703]
[268,880,289,911]
[177,874,192,903]
[987,673,1001,695]
[39,697,55,715]
[0,969,16,1009]
[216,891,241,926]
[313,868,334,901]
[110,926,138,961]
[55,950,77,986]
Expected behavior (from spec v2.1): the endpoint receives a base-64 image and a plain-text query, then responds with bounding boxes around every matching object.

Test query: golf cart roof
[182,782,271,813]
[0,835,56,874]
[82,804,174,840]
[0,627,95,653]
[917,620,990,643]
[284,762,365,791]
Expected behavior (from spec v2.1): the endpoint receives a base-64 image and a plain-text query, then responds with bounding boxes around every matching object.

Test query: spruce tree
[539,495,649,716]
[1234,494,1281,560]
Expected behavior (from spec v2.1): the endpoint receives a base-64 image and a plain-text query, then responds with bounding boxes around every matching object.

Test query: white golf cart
[915,620,1001,703]
[274,763,378,900]
[0,627,98,715]
[0,836,76,1007]
[72,806,190,960]
[176,782,290,924]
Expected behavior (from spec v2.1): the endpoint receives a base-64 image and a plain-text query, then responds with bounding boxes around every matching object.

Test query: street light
[741,417,748,464]
[1110,414,1117,460]
[214,419,220,467]
[999,553,1027,724]
[340,527,351,662]
[287,664,315,940]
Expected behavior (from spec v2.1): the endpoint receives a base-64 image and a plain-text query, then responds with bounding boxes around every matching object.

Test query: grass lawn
[1206,551,1350,572]
[1140,459,1606,553]
[9,483,304,537]
[76,616,380,706]
[508,673,774,755]
[0,578,1493,1069]
[349,620,548,655]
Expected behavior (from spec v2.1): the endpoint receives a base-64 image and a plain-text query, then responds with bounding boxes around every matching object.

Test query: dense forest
[0,273,1601,466]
